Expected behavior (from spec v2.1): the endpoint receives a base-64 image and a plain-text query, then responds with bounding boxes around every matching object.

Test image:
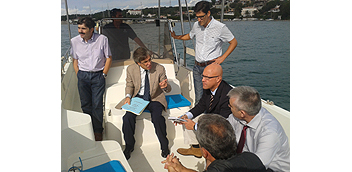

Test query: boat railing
[61,45,72,78]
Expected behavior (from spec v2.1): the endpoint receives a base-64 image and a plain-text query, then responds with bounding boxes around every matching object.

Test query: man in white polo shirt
[170,0,237,104]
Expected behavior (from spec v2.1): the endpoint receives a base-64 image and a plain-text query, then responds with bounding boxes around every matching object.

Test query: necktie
[208,94,214,111]
[236,125,249,154]
[143,70,150,101]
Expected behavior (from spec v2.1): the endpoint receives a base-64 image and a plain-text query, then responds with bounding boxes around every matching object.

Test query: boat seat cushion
[144,94,191,113]
[82,160,126,172]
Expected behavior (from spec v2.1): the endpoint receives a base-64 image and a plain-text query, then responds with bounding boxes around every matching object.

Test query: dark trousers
[77,70,105,133]
[122,100,169,150]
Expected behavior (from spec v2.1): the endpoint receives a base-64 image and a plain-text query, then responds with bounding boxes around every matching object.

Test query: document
[121,97,150,115]
[168,116,187,123]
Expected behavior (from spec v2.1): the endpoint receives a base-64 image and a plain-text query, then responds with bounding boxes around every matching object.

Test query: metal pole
[158,0,161,56]
[184,0,195,50]
[221,0,225,22]
[64,0,72,41]
[178,0,186,67]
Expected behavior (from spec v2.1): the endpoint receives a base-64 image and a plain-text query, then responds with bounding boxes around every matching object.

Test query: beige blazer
[116,61,171,110]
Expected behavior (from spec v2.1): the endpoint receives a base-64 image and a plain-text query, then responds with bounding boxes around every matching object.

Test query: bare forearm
[103,57,112,74]
[170,31,191,40]
[134,37,147,49]
[215,38,238,64]
[73,59,79,74]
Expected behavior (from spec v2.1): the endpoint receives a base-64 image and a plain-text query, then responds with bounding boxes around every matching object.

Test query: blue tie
[143,70,150,101]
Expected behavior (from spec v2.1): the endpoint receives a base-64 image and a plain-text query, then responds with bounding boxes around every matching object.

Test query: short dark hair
[194,1,211,14]
[133,47,150,64]
[110,8,122,17]
[196,114,237,160]
[77,17,95,29]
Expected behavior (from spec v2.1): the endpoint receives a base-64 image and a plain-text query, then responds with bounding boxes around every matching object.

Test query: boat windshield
[99,18,174,62]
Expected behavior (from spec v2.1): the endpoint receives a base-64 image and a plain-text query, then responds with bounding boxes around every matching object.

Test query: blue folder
[144,94,191,113]
[82,160,126,172]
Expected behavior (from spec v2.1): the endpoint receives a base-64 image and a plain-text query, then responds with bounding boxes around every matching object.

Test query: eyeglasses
[141,58,151,65]
[196,14,206,19]
[202,74,219,80]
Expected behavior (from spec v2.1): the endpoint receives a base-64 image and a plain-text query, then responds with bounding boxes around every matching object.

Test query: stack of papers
[121,97,150,115]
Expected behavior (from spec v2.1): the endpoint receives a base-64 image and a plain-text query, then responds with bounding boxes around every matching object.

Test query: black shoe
[123,146,134,160]
[161,148,170,158]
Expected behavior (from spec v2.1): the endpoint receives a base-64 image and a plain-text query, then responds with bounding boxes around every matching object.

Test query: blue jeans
[77,70,105,133]
[193,65,206,105]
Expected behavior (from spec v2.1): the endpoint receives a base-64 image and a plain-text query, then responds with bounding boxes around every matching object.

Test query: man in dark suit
[176,63,232,158]
[121,47,172,160]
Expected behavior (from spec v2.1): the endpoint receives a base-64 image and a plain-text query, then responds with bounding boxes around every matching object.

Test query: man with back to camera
[119,47,171,160]
[170,0,238,105]
[102,8,148,60]
[227,86,290,171]
[175,63,232,158]
[162,114,266,172]
[71,17,112,141]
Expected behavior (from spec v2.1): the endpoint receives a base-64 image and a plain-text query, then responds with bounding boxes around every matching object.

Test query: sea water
[61,21,290,111]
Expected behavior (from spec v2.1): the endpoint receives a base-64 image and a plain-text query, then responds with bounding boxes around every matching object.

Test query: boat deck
[126,137,205,172]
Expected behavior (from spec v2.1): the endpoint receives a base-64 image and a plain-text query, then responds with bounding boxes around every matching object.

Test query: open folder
[121,97,150,115]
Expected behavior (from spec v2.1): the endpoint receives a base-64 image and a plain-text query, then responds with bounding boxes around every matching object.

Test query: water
[61,21,290,111]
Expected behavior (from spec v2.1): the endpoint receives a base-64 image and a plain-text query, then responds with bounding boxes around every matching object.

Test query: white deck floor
[126,138,206,172]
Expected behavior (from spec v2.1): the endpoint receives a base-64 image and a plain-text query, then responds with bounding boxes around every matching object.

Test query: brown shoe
[94,132,103,141]
[177,145,202,158]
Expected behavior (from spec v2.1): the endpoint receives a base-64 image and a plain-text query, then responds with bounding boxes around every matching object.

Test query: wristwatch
[103,73,107,78]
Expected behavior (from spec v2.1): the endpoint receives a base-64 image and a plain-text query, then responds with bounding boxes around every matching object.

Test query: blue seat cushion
[144,94,191,113]
[82,160,126,172]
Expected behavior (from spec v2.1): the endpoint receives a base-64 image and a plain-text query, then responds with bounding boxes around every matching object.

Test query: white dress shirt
[189,16,234,63]
[227,107,290,172]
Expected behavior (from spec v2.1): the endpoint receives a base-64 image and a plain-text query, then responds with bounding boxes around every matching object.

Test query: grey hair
[195,114,237,160]
[227,86,262,116]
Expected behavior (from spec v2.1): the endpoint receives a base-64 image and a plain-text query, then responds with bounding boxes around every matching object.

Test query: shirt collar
[232,107,263,130]
[206,16,214,28]
[246,107,264,129]
[211,87,218,95]
[81,32,95,43]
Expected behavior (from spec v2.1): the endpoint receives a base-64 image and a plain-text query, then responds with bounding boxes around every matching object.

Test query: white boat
[61,1,290,172]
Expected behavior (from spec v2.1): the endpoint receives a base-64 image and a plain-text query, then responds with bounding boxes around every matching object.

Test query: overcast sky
[61,0,203,15]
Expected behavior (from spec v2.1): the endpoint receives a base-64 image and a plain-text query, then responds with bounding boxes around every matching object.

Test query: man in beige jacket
[121,47,171,160]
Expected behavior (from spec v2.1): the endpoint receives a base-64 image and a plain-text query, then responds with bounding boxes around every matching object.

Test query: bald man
[175,63,233,158]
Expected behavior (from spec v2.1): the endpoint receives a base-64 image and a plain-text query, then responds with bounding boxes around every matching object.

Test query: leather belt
[84,70,103,73]
[195,60,215,67]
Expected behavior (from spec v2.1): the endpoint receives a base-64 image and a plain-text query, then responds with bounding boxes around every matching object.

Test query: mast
[158,0,161,56]
[221,0,225,22]
[64,0,72,41]
[178,0,186,67]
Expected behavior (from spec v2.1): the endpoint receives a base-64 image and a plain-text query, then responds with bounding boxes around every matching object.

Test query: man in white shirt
[227,86,290,172]
[170,0,237,104]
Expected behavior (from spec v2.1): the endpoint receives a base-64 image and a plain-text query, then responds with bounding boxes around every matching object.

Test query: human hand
[159,79,168,89]
[174,114,188,126]
[214,57,224,64]
[182,119,195,130]
[124,97,131,105]
[170,30,176,38]
[161,153,185,172]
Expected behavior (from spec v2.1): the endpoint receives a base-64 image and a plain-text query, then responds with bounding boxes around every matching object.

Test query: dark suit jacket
[205,152,266,172]
[190,80,232,119]
[116,61,171,110]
